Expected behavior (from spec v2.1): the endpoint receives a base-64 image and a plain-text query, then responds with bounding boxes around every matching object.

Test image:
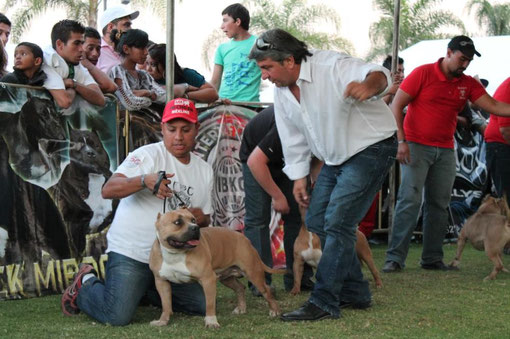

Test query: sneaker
[61,264,96,316]
[382,261,402,273]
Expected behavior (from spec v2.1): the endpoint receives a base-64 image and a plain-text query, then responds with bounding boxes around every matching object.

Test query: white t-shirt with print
[106,141,214,263]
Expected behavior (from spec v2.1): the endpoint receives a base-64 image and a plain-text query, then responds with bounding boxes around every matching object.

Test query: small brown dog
[290,224,383,295]
[149,208,284,328]
[449,195,510,280]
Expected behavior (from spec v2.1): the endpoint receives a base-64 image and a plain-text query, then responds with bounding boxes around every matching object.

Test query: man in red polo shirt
[485,78,510,199]
[383,36,510,273]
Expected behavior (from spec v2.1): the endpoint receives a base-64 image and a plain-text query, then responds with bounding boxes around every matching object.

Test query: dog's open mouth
[167,238,200,249]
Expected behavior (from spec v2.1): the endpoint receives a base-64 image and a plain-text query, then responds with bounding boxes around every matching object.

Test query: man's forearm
[75,84,106,106]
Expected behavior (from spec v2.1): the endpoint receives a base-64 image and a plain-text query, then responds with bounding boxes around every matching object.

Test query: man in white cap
[96,5,139,73]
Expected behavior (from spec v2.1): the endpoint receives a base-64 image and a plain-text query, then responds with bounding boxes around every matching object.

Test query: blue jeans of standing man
[77,252,205,326]
[385,142,456,267]
[242,163,313,290]
[306,136,397,317]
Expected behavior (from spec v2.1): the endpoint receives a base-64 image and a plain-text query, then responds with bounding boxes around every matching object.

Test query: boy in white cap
[97,5,139,73]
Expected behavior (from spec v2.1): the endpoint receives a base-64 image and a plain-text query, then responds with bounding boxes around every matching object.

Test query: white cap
[99,6,139,31]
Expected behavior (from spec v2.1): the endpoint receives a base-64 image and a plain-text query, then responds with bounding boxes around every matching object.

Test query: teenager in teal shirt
[210,3,261,102]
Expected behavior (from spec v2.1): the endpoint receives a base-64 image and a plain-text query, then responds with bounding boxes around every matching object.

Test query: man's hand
[272,194,290,214]
[188,207,211,228]
[344,81,375,101]
[344,71,387,101]
[143,173,175,200]
[293,177,309,208]
[396,142,411,165]
[63,78,76,89]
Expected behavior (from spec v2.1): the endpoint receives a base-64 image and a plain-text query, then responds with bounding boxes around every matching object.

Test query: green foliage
[5,0,92,43]
[201,0,353,71]
[246,0,353,53]
[1,244,510,338]
[466,0,510,35]
[368,0,466,61]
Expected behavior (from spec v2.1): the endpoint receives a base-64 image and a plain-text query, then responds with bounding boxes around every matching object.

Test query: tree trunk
[88,0,98,29]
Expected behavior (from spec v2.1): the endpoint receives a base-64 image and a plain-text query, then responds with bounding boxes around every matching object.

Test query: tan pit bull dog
[149,208,284,328]
[449,194,510,281]
[290,224,383,295]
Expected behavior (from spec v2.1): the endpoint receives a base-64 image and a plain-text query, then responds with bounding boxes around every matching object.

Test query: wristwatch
[140,174,147,189]
[72,79,78,89]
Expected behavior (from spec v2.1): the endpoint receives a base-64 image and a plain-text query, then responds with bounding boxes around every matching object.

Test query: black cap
[448,35,481,58]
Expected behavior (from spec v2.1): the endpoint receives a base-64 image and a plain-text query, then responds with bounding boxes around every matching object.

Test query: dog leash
[152,170,186,213]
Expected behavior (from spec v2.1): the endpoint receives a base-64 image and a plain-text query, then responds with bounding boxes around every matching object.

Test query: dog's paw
[502,267,509,273]
[232,306,246,314]
[448,260,460,268]
[289,288,300,295]
[150,319,168,327]
[204,316,220,329]
[269,309,280,317]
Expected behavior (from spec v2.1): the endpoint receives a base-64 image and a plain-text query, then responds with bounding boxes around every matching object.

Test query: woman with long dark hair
[108,29,165,111]
[146,44,218,103]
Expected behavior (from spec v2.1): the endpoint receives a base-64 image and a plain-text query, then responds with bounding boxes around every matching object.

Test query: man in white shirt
[61,98,213,326]
[42,20,105,109]
[249,28,397,321]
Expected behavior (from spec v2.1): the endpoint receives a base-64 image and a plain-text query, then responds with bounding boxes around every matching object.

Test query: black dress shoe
[421,261,457,271]
[339,299,372,309]
[382,261,402,273]
[280,302,337,322]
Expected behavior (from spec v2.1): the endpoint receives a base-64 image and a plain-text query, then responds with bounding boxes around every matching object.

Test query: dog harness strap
[152,171,166,195]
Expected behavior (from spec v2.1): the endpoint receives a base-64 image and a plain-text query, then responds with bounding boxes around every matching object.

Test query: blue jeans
[306,136,397,317]
[385,142,456,267]
[485,142,510,198]
[242,163,312,290]
[77,252,205,326]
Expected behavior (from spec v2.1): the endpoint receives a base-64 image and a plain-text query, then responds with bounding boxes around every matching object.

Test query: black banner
[0,84,118,299]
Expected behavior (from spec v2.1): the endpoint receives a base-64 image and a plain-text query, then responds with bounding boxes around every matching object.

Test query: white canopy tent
[399,35,510,96]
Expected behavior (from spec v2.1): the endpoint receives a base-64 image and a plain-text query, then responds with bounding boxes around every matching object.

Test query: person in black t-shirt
[240,105,314,295]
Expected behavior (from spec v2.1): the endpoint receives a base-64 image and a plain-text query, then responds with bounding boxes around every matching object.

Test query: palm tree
[3,0,98,43]
[466,0,510,35]
[368,0,465,61]
[201,0,353,71]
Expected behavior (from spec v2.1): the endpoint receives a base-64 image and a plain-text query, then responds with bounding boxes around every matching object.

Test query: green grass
[1,243,509,338]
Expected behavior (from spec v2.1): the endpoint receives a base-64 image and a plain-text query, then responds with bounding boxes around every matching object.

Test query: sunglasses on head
[256,37,277,51]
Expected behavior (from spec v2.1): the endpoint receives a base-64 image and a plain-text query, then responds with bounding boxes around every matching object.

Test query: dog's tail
[262,264,287,274]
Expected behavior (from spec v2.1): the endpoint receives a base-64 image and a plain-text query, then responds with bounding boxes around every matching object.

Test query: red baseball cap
[161,98,198,123]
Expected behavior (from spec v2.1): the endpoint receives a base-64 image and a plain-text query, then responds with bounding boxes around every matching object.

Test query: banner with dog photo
[0,84,118,300]
[448,123,488,240]
[194,104,287,268]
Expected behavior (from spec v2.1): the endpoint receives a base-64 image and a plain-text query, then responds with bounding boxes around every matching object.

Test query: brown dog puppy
[449,195,510,280]
[149,208,283,328]
[290,224,383,295]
